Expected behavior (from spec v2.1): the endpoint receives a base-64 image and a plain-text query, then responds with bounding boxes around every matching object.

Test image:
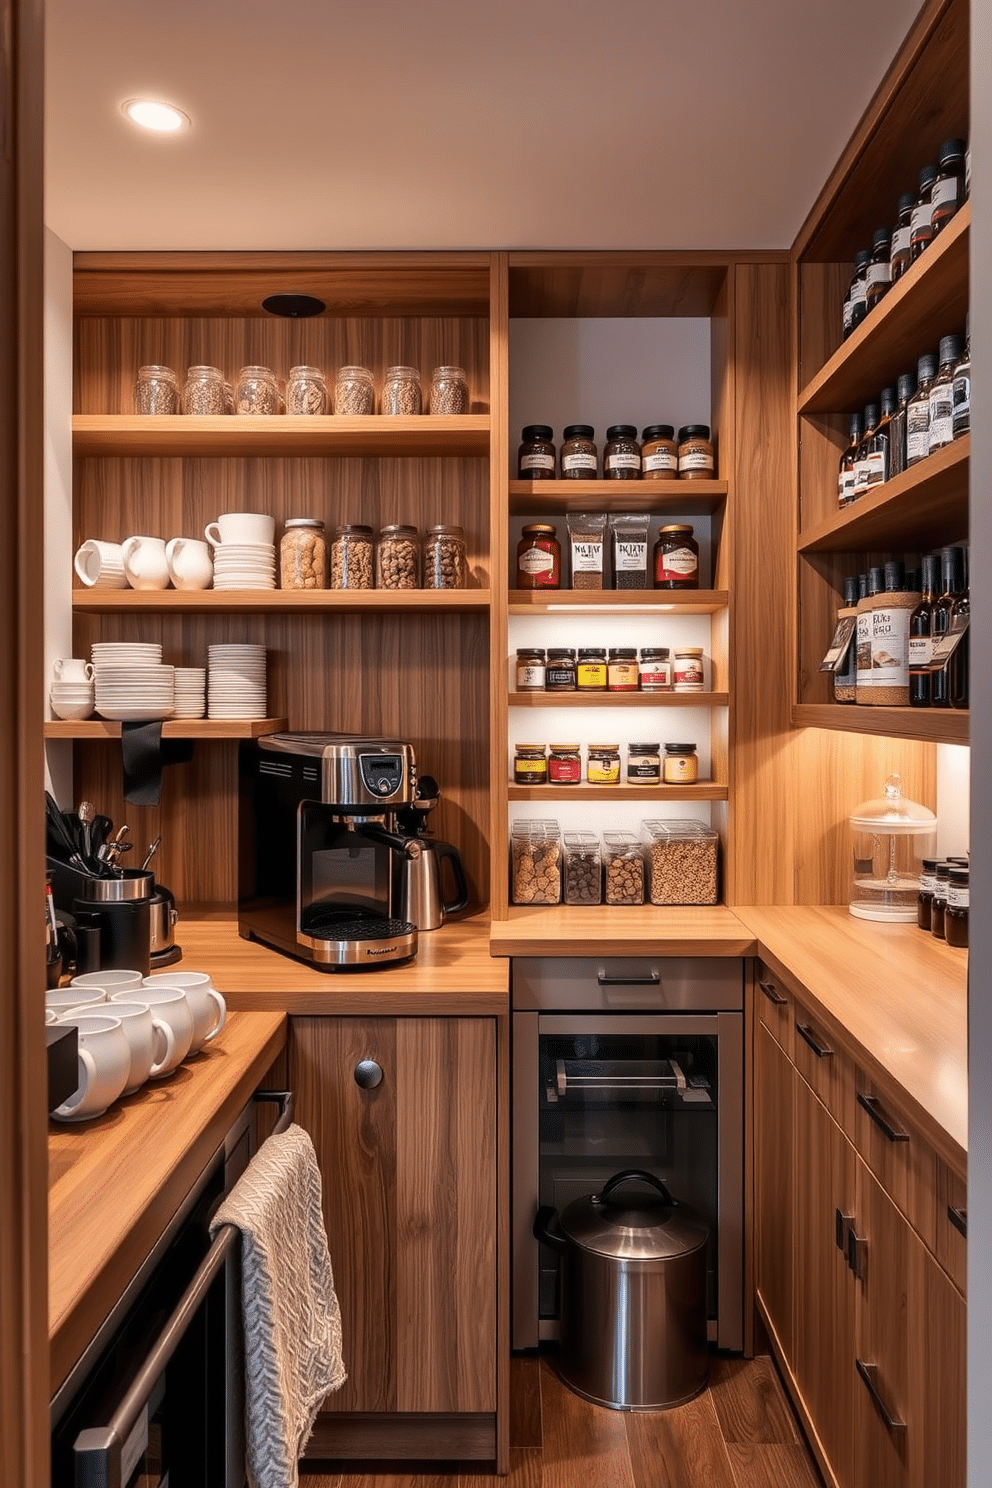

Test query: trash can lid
[560,1170,709,1262]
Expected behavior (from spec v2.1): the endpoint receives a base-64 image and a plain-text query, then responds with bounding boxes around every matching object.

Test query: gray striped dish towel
[211,1123,346,1488]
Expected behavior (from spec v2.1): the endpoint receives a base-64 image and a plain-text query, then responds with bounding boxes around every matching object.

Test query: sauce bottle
[852,404,879,499]
[838,411,862,506]
[905,352,938,466]
[865,228,892,313]
[865,387,895,488]
[909,163,939,261]
[928,335,964,453]
[931,138,967,236]
[846,249,871,337]
[930,546,964,707]
[833,575,859,703]
[888,370,915,479]
[889,192,915,282]
[908,552,941,707]
[949,545,969,710]
[952,318,970,440]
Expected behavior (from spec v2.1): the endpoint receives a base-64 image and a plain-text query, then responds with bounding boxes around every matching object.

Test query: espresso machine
[238,732,425,970]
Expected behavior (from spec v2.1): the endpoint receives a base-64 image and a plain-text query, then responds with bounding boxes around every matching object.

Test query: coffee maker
[238,732,423,970]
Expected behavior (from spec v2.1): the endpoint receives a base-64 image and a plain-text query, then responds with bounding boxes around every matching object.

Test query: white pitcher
[166,537,214,590]
[122,535,171,590]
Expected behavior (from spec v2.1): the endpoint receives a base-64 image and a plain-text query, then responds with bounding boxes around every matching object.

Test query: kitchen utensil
[397,836,469,931]
[45,791,91,876]
[77,800,96,858]
[141,835,162,870]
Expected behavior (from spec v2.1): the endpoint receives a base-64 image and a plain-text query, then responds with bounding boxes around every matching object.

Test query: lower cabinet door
[289,1015,497,1416]
[754,1020,796,1359]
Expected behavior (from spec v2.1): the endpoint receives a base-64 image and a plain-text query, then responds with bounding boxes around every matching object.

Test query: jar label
[678,449,713,472]
[947,882,970,909]
[842,298,853,333]
[658,546,699,578]
[627,759,661,780]
[640,664,672,689]
[520,453,555,471]
[866,261,891,288]
[519,548,556,575]
[605,452,640,471]
[516,664,546,689]
[587,760,620,784]
[664,756,698,783]
[920,871,937,894]
[870,608,911,686]
[910,201,933,241]
[546,665,576,689]
[855,611,874,686]
[608,664,639,689]
[577,663,607,687]
[674,660,704,686]
[929,385,954,448]
[864,448,888,485]
[849,279,867,310]
[514,759,547,778]
[562,452,597,472]
[931,176,961,212]
[952,376,970,425]
[643,449,678,473]
[889,224,911,260]
[905,401,931,463]
[549,757,581,783]
[614,540,648,571]
[908,635,933,669]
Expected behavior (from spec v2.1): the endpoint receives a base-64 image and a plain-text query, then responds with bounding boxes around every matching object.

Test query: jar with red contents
[653,524,699,589]
[516,524,561,589]
[548,744,582,784]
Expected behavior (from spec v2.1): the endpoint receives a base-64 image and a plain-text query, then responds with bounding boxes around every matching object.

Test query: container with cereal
[563,831,601,905]
[642,820,719,905]
[511,820,561,905]
[602,831,645,905]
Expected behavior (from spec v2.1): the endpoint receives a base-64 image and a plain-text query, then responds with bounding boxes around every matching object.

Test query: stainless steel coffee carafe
[397,838,469,931]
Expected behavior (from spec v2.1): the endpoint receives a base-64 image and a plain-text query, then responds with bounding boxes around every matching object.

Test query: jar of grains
[639,648,672,691]
[518,425,556,479]
[673,647,705,691]
[382,365,423,416]
[376,524,420,589]
[514,744,548,785]
[663,743,699,784]
[286,365,328,416]
[329,524,374,589]
[653,524,699,589]
[587,744,621,784]
[677,424,715,479]
[549,744,582,785]
[423,524,467,589]
[516,524,560,588]
[181,365,227,415]
[236,365,280,415]
[515,648,547,691]
[280,518,326,590]
[430,365,469,415]
[134,365,178,415]
[603,424,642,479]
[640,424,678,478]
[546,648,577,691]
[334,365,375,415]
[560,424,598,478]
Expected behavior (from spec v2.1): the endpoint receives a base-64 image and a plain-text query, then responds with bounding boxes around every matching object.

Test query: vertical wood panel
[488,254,511,921]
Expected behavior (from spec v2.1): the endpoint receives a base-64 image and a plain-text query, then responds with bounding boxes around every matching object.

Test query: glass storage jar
[607,648,639,690]
[641,424,678,478]
[375,524,420,589]
[549,744,582,784]
[280,517,326,590]
[944,868,969,947]
[654,524,699,588]
[849,775,937,923]
[673,647,705,691]
[134,364,178,415]
[603,424,641,479]
[677,425,715,479]
[429,365,469,415]
[587,744,620,785]
[917,856,940,930]
[643,820,719,905]
[603,831,645,905]
[546,648,577,691]
[639,648,672,691]
[285,365,328,416]
[424,524,467,589]
[626,743,661,783]
[511,820,561,905]
[334,365,375,415]
[930,861,951,939]
[382,365,423,416]
[663,743,699,784]
[518,425,556,479]
[181,364,227,415]
[514,744,548,785]
[576,648,607,691]
[235,365,280,415]
[515,648,547,691]
[329,524,374,589]
[563,831,602,905]
[560,424,598,478]
[516,524,560,588]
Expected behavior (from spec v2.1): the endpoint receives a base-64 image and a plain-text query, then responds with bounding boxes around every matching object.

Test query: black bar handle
[857,1091,909,1143]
[599,1169,676,1207]
[855,1359,906,1436]
[533,1206,568,1254]
[758,978,787,1006]
[253,1088,294,1135]
[796,1022,833,1059]
[948,1204,968,1237]
[597,972,659,986]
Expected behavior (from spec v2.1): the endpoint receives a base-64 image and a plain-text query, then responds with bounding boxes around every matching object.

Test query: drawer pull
[795,1022,833,1059]
[354,1059,384,1089]
[835,1208,853,1254]
[857,1092,909,1143]
[847,1225,868,1281]
[948,1204,968,1238]
[758,978,787,1006]
[597,972,659,986]
[855,1359,906,1436]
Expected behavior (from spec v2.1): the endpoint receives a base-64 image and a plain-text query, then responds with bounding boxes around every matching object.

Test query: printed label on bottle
[920,869,937,894]
[866,261,891,288]
[657,546,698,578]
[562,451,597,472]
[850,279,867,311]
[929,386,954,448]
[549,757,581,783]
[520,452,555,471]
[678,449,713,472]
[516,664,545,689]
[841,463,857,501]
[931,176,961,212]
[577,663,607,688]
[889,224,911,260]
[614,540,647,571]
[643,449,678,472]
[910,201,932,242]
[905,402,931,463]
[673,659,704,687]
[871,608,911,686]
[856,612,874,686]
[842,298,853,334]
[570,540,604,572]
[627,758,661,780]
[518,548,555,575]
[864,447,888,486]
[952,377,970,426]
[605,452,641,471]
[640,664,672,690]
[853,456,871,491]
[947,881,970,909]
[908,635,933,670]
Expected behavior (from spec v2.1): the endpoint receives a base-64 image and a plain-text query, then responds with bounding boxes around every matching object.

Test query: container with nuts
[376,524,420,589]
[280,518,326,590]
[236,365,280,415]
[181,365,227,415]
[603,831,645,905]
[423,524,467,589]
[511,820,561,905]
[286,365,328,416]
[330,524,374,589]
[563,831,602,905]
[430,365,469,415]
[334,365,375,415]
[642,819,719,905]
[382,365,423,416]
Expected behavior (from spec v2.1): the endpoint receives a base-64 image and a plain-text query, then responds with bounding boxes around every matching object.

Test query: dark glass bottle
[834,575,859,703]
[865,386,896,488]
[949,545,969,709]
[889,192,915,282]
[952,318,970,439]
[931,546,964,707]
[846,249,871,337]
[905,353,938,466]
[865,227,892,312]
[917,856,939,931]
[838,411,862,506]
[931,138,967,236]
[853,404,879,499]
[888,370,915,479]
[909,552,941,707]
[928,334,964,453]
[910,163,939,261]
[944,869,969,948]
[931,861,951,940]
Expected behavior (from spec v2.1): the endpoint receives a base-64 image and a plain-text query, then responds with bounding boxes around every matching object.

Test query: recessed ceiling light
[121,99,190,133]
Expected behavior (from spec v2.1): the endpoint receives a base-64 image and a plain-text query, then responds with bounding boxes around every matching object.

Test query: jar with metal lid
[626,743,661,783]
[607,647,639,691]
[654,525,699,589]
[673,648,705,691]
[560,425,598,478]
[944,868,969,947]
[677,425,715,479]
[516,524,560,588]
[334,365,375,415]
[134,364,179,415]
[330,524,374,589]
[429,365,469,415]
[587,744,620,785]
[375,524,420,589]
[424,524,467,589]
[639,648,672,691]
[516,648,547,691]
[603,425,641,479]
[382,365,423,416]
[603,831,645,904]
[280,517,326,590]
[546,648,577,691]
[563,831,601,904]
[286,365,328,416]
[514,744,548,785]
[236,365,280,415]
[641,424,678,478]
[917,857,940,930]
[931,861,951,939]
[576,648,607,691]
[663,743,699,784]
[549,744,582,785]
[518,425,556,479]
[181,364,227,415]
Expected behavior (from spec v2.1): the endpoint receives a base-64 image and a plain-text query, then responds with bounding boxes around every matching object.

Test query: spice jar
[663,743,699,784]
[286,365,328,416]
[334,365,375,415]
[587,744,620,785]
[546,648,577,691]
[429,365,469,415]
[375,524,420,589]
[515,648,547,691]
[134,364,178,415]
[517,425,556,479]
[603,424,641,479]
[917,857,940,931]
[382,365,423,416]
[563,831,602,904]
[280,517,326,590]
[236,365,280,415]
[607,647,639,691]
[673,647,705,691]
[653,524,699,589]
[514,744,548,785]
[423,524,467,589]
[330,524,374,589]
[549,744,582,785]
[516,524,560,589]
[626,743,661,783]
[560,424,598,478]
[944,868,969,947]
[639,648,672,691]
[931,861,951,939]
[603,831,645,905]
[576,648,607,691]
[641,424,678,478]
[677,425,715,479]
[181,364,226,415]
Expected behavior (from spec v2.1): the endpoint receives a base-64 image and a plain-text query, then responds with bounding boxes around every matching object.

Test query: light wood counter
[49,1008,285,1396]
[489,904,756,958]
[737,906,968,1167]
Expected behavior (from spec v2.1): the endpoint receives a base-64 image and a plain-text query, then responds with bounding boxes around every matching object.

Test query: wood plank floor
[300,1353,824,1488]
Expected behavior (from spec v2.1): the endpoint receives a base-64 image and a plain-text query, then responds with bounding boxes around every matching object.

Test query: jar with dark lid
[576,648,607,691]
[865,227,892,313]
[375,524,420,590]
[890,192,915,283]
[663,743,699,784]
[931,138,967,236]
[677,425,714,479]
[516,524,560,588]
[639,648,672,691]
[607,647,639,691]
[280,517,326,590]
[917,857,940,931]
[641,424,678,479]
[549,744,582,785]
[945,869,969,947]
[930,861,951,940]
[515,648,546,691]
[626,743,661,783]
[603,425,641,479]
[653,524,699,589]
[424,524,467,589]
[910,163,939,261]
[518,425,556,480]
[560,424,598,479]
[546,648,577,690]
[514,744,548,785]
[847,250,871,336]
[330,524,374,589]
[587,744,621,785]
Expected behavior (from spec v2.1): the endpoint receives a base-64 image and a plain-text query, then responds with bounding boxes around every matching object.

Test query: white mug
[204,512,275,547]
[113,986,193,1076]
[51,1012,131,1122]
[46,987,108,1014]
[71,968,144,995]
[142,972,226,1052]
[74,539,129,589]
[53,658,95,685]
[165,537,214,590]
[122,535,171,591]
[103,1001,178,1094]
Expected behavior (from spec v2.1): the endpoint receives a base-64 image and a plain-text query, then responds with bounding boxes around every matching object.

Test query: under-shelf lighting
[121,99,190,133]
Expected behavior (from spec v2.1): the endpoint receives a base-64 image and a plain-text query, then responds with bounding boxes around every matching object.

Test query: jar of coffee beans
[182,365,227,415]
[286,365,328,416]
[376,524,420,589]
[563,831,602,905]
[334,365,375,415]
[236,365,280,415]
[382,365,423,416]
[430,365,469,415]
[603,425,641,478]
[134,365,178,415]
[517,426,556,479]
[560,425,598,478]
[603,831,645,905]
[280,518,326,590]
[330,524,374,590]
[423,524,467,589]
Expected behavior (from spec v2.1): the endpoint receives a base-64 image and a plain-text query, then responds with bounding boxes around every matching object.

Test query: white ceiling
[45,0,925,254]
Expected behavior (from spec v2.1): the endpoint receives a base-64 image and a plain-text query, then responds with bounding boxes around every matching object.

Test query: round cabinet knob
[354,1058,384,1089]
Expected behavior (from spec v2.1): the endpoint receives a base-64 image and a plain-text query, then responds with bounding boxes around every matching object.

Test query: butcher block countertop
[48,1008,285,1396]
[488,904,755,957]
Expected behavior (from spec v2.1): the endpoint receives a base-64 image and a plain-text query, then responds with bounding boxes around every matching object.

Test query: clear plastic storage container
[642,820,719,905]
[563,831,602,905]
[511,820,561,905]
[603,831,645,905]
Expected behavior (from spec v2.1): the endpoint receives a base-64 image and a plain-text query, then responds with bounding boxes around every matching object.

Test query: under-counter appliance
[512,957,744,1352]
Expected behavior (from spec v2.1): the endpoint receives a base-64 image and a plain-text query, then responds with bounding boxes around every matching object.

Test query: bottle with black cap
[906,352,938,466]
[838,411,862,506]
[845,249,871,338]
[889,369,915,478]
[910,162,939,261]
[909,552,941,707]
[865,227,892,313]
[929,334,964,453]
[931,138,968,236]
[890,192,916,282]
[952,317,970,440]
[855,566,885,704]
[834,575,859,703]
[853,404,879,498]
[869,560,920,706]
[865,386,896,488]
[949,545,969,710]
[931,545,965,707]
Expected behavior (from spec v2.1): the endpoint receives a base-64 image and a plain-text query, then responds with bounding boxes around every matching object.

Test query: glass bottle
[889,192,915,283]
[846,249,871,337]
[517,425,556,479]
[852,404,879,499]
[888,370,915,479]
[944,869,969,947]
[931,138,967,236]
[918,856,939,931]
[952,318,970,439]
[949,545,969,710]
[909,553,941,707]
[855,566,885,704]
[909,163,939,261]
[516,524,560,588]
[930,861,951,939]
[838,411,862,506]
[865,227,892,313]
[833,575,859,704]
[559,424,598,478]
[930,545,964,707]
[928,334,963,453]
[905,352,938,466]
[865,387,895,488]
[603,424,641,479]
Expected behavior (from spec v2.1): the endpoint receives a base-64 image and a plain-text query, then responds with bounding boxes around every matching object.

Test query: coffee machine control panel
[360,753,406,799]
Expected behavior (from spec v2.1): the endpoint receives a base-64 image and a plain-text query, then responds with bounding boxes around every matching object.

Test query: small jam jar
[518,425,556,479]
[627,743,661,783]
[663,743,699,783]
[945,868,969,947]
[639,648,672,691]
[515,648,547,691]
[677,424,715,479]
[576,648,608,691]
[560,424,598,478]
[607,647,639,690]
[654,524,699,589]
[673,647,705,691]
[603,424,641,479]
[516,524,560,588]
[546,648,577,691]
[640,424,678,478]
[587,744,621,785]
[514,744,548,785]
[548,744,582,784]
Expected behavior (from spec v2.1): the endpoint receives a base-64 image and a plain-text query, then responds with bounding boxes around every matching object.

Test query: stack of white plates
[173,667,207,719]
[207,645,267,719]
[211,543,277,591]
[91,642,163,667]
[93,664,175,722]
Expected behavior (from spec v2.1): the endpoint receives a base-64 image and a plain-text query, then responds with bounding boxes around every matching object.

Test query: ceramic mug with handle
[142,971,226,1051]
[113,986,193,1076]
[51,1012,131,1122]
[74,539,129,589]
[122,535,171,591]
[53,658,95,685]
[165,536,214,590]
[104,1000,178,1094]
[204,512,275,547]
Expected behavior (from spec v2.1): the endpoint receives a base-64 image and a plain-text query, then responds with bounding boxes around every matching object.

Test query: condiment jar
[286,365,328,416]
[607,647,639,691]
[673,647,705,691]
[576,648,607,691]
[280,517,326,590]
[917,856,940,931]
[181,364,226,415]
[944,868,969,947]
[653,524,699,589]
[545,648,577,691]
[330,524,374,589]
[381,365,423,416]
[640,424,678,478]
[663,743,699,784]
[375,524,420,589]
[639,648,672,691]
[677,425,715,479]
[516,648,547,691]
[334,365,375,415]
[931,861,951,939]
[235,365,280,415]
[514,744,548,785]
[587,744,620,785]
[603,425,641,479]
[429,365,469,415]
[549,744,582,785]
[626,743,661,783]
[516,524,560,588]
[518,425,556,479]
[931,138,967,236]
[134,364,178,415]
[423,524,467,589]
[560,424,598,478]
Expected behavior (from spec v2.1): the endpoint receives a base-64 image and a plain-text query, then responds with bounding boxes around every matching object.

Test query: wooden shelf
[44,717,288,740]
[792,703,968,745]
[508,691,729,707]
[507,781,728,802]
[72,587,492,615]
[508,478,727,516]
[798,436,969,553]
[798,205,969,415]
[508,589,727,615]
[72,413,491,458]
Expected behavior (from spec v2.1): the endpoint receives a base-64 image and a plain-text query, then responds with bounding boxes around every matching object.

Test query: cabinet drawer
[792,1001,855,1135]
[754,960,793,1055]
[935,1159,967,1293]
[853,1070,937,1253]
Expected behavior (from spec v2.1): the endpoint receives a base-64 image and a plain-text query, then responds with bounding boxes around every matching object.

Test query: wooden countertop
[736,906,968,1167]
[49,1008,285,1396]
[488,904,755,957]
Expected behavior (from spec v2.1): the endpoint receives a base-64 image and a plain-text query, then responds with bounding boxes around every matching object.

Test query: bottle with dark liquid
[931,545,964,707]
[846,249,871,338]
[888,370,914,479]
[949,545,969,709]
[834,575,859,703]
[952,318,970,440]
[906,352,938,466]
[852,403,879,500]
[865,228,892,313]
[931,138,968,236]
[838,412,862,506]
[909,553,940,706]
[910,163,939,261]
[865,386,896,488]
[890,192,915,282]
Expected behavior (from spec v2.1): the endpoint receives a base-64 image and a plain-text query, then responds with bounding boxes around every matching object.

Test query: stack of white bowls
[207,644,267,719]
[91,642,175,722]
[50,658,95,720]
[173,667,207,718]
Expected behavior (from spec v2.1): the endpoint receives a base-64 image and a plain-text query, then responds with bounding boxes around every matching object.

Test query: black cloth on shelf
[120,721,194,806]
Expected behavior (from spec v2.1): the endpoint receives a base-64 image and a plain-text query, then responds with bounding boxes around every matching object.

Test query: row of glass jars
[510,818,719,906]
[513,741,699,786]
[514,645,705,692]
[516,521,700,590]
[279,521,467,591]
[917,856,969,947]
[134,364,470,417]
[517,423,715,480]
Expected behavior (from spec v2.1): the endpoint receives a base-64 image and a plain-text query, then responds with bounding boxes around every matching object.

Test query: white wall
[44,228,74,804]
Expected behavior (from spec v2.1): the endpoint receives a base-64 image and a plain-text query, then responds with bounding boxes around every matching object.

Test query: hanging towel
[210,1123,346,1488]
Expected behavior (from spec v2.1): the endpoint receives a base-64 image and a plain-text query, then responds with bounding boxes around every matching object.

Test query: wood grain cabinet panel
[753,1021,796,1362]
[853,1070,937,1254]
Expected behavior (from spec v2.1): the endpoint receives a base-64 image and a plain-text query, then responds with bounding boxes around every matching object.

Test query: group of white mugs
[46,969,227,1123]
[74,512,276,592]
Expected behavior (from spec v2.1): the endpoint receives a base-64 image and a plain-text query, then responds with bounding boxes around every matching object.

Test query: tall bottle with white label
[931,545,964,708]
[838,411,862,506]
[852,404,879,499]
[928,335,964,453]
[868,560,920,706]
[855,567,884,705]
[834,575,859,703]
[905,352,938,466]
[888,369,915,479]
[865,386,896,488]
[952,318,970,440]
[909,552,940,707]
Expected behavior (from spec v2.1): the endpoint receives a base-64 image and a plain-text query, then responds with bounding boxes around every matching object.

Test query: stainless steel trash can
[534,1169,709,1410]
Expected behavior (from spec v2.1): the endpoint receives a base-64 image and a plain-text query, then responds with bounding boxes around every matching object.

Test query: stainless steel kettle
[398,838,469,931]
